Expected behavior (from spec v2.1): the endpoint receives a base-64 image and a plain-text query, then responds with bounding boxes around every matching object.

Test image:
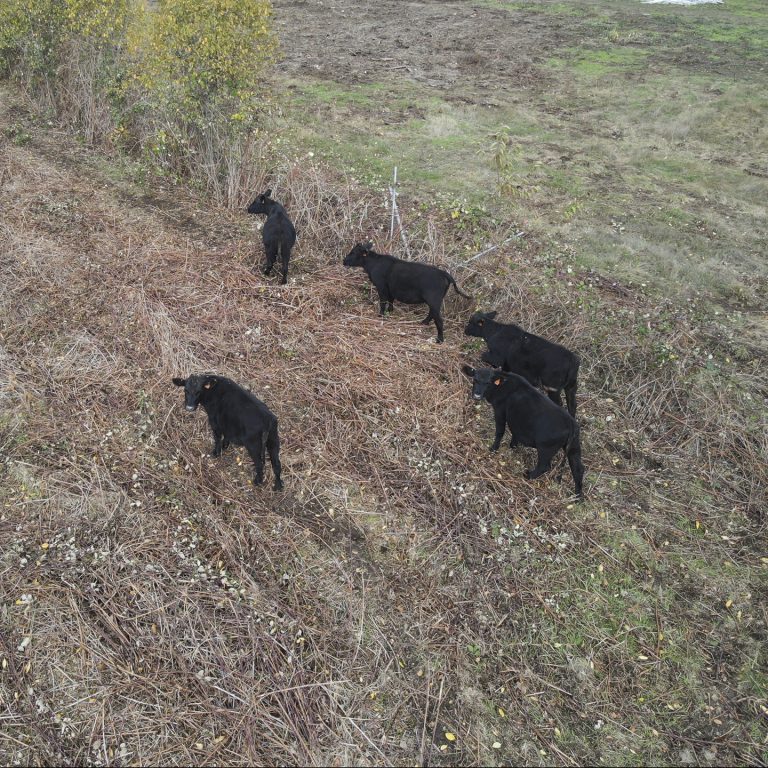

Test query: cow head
[246,189,273,215]
[172,374,217,411]
[461,364,505,401]
[343,241,373,268]
[464,311,498,337]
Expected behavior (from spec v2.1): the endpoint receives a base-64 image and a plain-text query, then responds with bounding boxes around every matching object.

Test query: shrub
[0,0,129,138]
[126,0,278,204]
[0,0,277,206]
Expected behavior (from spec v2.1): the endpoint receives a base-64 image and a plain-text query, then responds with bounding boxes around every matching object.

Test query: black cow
[462,365,584,498]
[247,189,297,285]
[343,242,471,343]
[465,311,579,416]
[172,374,283,490]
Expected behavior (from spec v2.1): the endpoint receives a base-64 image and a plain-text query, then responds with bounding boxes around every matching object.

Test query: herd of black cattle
[172,190,585,500]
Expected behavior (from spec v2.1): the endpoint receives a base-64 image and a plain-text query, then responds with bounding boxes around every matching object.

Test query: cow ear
[461,364,475,378]
[265,188,272,198]
[487,311,498,320]
[363,241,373,251]
[172,377,186,387]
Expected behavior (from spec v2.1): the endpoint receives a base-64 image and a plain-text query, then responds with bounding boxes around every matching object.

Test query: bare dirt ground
[272,0,553,97]
[271,0,753,93]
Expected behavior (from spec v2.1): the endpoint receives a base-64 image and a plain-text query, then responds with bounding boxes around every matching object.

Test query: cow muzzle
[185,404,197,412]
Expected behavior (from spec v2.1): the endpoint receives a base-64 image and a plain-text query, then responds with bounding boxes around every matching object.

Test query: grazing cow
[465,311,580,416]
[462,365,584,498]
[343,242,471,343]
[172,374,283,490]
[247,189,297,285]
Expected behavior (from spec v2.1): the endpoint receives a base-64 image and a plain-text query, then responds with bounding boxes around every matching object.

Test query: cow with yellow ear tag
[172,374,283,490]
[461,365,584,499]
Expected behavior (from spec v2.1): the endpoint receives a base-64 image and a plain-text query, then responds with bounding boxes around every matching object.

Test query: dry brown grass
[1,86,766,767]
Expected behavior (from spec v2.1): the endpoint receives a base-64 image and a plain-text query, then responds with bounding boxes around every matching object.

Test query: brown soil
[271,0,559,97]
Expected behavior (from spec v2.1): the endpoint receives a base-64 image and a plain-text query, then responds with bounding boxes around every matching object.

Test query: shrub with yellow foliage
[127,0,278,204]
[0,0,277,206]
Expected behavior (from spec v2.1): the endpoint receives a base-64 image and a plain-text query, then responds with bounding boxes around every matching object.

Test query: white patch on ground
[642,0,722,5]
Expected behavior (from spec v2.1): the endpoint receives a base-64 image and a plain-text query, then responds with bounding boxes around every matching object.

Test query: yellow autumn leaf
[445,732,456,742]
[498,707,506,718]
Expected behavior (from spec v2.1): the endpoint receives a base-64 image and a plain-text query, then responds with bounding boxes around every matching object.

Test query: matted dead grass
[0,88,766,766]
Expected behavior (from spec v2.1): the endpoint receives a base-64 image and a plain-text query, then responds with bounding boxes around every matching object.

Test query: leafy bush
[127,0,277,203]
[0,0,277,205]
[0,0,128,126]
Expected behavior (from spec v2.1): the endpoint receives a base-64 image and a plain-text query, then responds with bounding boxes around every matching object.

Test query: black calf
[343,242,471,343]
[462,365,584,498]
[465,311,580,416]
[247,189,297,285]
[172,374,283,490]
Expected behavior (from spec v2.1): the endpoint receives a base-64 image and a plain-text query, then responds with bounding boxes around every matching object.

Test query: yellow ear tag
[204,382,212,389]
[494,378,502,386]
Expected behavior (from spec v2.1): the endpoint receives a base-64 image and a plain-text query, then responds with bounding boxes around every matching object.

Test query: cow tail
[450,276,472,299]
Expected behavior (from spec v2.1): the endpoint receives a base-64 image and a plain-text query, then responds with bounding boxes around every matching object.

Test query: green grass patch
[549,47,650,77]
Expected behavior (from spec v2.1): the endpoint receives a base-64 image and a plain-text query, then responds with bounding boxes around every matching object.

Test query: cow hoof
[523,470,531,479]
[273,480,284,491]
[253,476,265,486]
[211,449,222,458]
[436,337,444,344]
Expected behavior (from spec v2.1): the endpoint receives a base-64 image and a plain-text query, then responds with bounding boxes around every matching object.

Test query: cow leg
[211,430,224,457]
[430,303,444,343]
[280,246,290,285]
[266,427,283,490]
[567,438,585,499]
[546,387,563,408]
[421,309,434,325]
[245,433,266,485]
[508,434,519,449]
[554,449,569,481]
[525,443,560,480]
[221,438,230,451]
[378,291,393,316]
[565,383,578,417]
[490,411,506,452]
[263,242,278,276]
